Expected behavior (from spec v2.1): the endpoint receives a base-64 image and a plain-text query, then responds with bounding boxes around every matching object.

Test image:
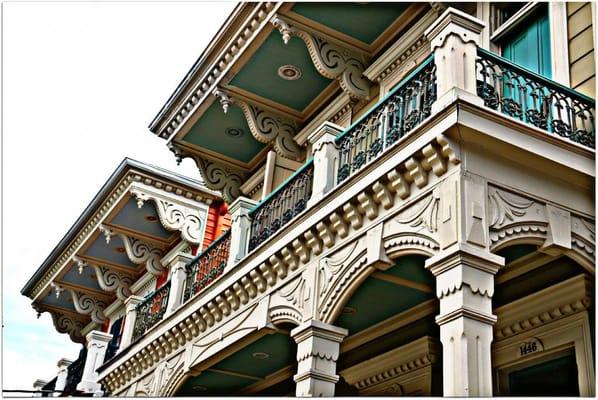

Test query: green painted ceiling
[229,31,332,112]
[496,244,537,264]
[291,2,409,44]
[176,332,295,396]
[183,102,266,164]
[336,255,434,335]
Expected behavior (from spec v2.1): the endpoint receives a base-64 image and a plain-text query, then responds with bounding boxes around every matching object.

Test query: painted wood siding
[567,2,595,98]
[201,201,231,251]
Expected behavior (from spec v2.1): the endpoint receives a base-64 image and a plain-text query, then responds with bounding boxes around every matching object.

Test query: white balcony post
[76,330,113,394]
[227,196,257,266]
[425,7,486,113]
[425,244,504,396]
[53,358,72,396]
[307,122,344,207]
[291,320,348,397]
[164,253,192,316]
[33,379,48,397]
[119,295,144,350]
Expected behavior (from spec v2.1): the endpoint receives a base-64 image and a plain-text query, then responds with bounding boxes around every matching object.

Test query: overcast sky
[3,1,235,392]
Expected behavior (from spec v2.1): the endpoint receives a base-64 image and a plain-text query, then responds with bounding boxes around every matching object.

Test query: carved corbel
[99,225,165,276]
[213,88,302,161]
[271,15,371,100]
[68,289,107,324]
[129,184,204,245]
[168,142,247,203]
[34,305,86,344]
[74,255,134,301]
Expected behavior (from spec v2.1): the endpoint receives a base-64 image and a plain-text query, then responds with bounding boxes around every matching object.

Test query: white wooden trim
[549,2,571,85]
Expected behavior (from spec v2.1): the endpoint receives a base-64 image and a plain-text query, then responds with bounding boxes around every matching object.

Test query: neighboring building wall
[202,201,231,250]
[567,2,595,97]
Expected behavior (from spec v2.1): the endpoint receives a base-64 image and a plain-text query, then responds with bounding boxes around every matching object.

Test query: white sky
[2,1,235,393]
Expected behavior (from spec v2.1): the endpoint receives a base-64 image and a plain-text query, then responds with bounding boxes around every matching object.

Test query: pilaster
[54,358,72,396]
[119,295,144,350]
[307,122,344,207]
[164,254,193,316]
[426,243,503,396]
[227,196,257,266]
[291,320,348,397]
[77,330,113,394]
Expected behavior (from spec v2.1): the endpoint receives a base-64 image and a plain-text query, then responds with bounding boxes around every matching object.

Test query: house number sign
[517,337,544,358]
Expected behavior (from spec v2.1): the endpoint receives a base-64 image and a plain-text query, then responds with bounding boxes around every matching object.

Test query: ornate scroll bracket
[73,256,133,301]
[213,88,302,160]
[68,289,107,324]
[99,225,165,276]
[271,15,371,100]
[129,183,205,245]
[168,142,247,203]
[34,304,86,344]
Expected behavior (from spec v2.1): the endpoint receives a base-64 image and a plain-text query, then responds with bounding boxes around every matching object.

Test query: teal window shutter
[502,6,552,78]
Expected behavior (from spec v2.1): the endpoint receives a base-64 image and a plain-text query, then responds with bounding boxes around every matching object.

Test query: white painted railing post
[164,253,192,316]
[291,320,348,397]
[307,122,344,207]
[77,330,112,394]
[54,358,72,396]
[33,380,48,397]
[425,7,486,113]
[425,244,504,396]
[119,295,144,350]
[227,196,257,266]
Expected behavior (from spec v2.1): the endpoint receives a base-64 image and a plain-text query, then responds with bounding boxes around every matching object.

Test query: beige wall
[567,2,595,98]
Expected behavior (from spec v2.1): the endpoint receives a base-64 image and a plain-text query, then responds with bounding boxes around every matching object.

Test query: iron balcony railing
[62,347,87,396]
[336,55,437,183]
[184,230,231,302]
[132,281,171,342]
[248,161,314,252]
[476,47,595,148]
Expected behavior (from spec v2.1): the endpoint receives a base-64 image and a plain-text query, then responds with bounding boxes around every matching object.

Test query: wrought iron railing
[184,230,231,302]
[132,281,171,342]
[336,55,437,183]
[41,377,57,397]
[62,347,87,396]
[476,47,595,148]
[248,160,314,252]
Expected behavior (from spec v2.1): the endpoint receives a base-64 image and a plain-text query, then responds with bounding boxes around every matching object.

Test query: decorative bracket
[73,256,134,301]
[271,15,371,100]
[99,225,165,276]
[33,304,86,344]
[68,289,107,324]
[129,182,205,245]
[213,88,302,161]
[168,142,247,203]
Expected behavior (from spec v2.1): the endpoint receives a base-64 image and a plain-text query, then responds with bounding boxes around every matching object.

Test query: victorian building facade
[24,2,595,397]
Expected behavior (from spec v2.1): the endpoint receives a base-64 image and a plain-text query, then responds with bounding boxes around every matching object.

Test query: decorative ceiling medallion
[144,215,158,222]
[252,351,270,359]
[277,64,302,81]
[342,306,357,315]
[225,127,244,137]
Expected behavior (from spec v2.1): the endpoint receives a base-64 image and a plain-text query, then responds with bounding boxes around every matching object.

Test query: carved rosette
[271,15,371,99]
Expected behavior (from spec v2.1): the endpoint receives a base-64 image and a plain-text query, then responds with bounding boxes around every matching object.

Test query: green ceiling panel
[183,102,266,164]
[229,32,331,111]
[292,2,409,44]
[496,244,538,264]
[176,369,256,396]
[384,255,433,285]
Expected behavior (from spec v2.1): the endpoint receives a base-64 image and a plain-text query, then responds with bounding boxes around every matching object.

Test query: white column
[291,320,348,397]
[53,358,72,396]
[164,253,193,316]
[425,244,503,396]
[33,379,48,397]
[76,330,113,394]
[425,7,486,113]
[119,295,144,350]
[307,122,344,207]
[227,196,257,266]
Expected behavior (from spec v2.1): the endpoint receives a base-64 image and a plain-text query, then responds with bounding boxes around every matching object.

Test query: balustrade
[184,230,231,302]
[132,281,171,342]
[476,47,595,148]
[62,348,87,395]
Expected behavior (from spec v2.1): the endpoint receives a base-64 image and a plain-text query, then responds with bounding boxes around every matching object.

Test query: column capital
[307,121,344,148]
[424,7,485,49]
[86,330,113,345]
[228,196,257,216]
[291,320,348,344]
[425,242,504,276]
[124,295,144,313]
[57,358,73,369]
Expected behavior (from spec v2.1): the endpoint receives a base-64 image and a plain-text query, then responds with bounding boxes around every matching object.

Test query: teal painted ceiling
[111,199,174,240]
[183,102,266,164]
[291,2,409,44]
[229,31,332,112]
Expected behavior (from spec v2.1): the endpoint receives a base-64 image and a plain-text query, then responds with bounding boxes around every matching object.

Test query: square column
[119,295,144,350]
[227,196,257,266]
[307,122,344,207]
[291,320,348,397]
[164,253,192,316]
[425,244,504,396]
[54,358,72,396]
[77,330,113,394]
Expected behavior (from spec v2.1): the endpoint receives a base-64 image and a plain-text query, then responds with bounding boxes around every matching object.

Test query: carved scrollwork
[396,191,440,233]
[129,185,204,245]
[99,225,165,276]
[34,304,86,344]
[488,188,535,229]
[213,88,302,160]
[168,142,247,203]
[271,15,371,100]
[68,289,107,324]
[73,256,133,301]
